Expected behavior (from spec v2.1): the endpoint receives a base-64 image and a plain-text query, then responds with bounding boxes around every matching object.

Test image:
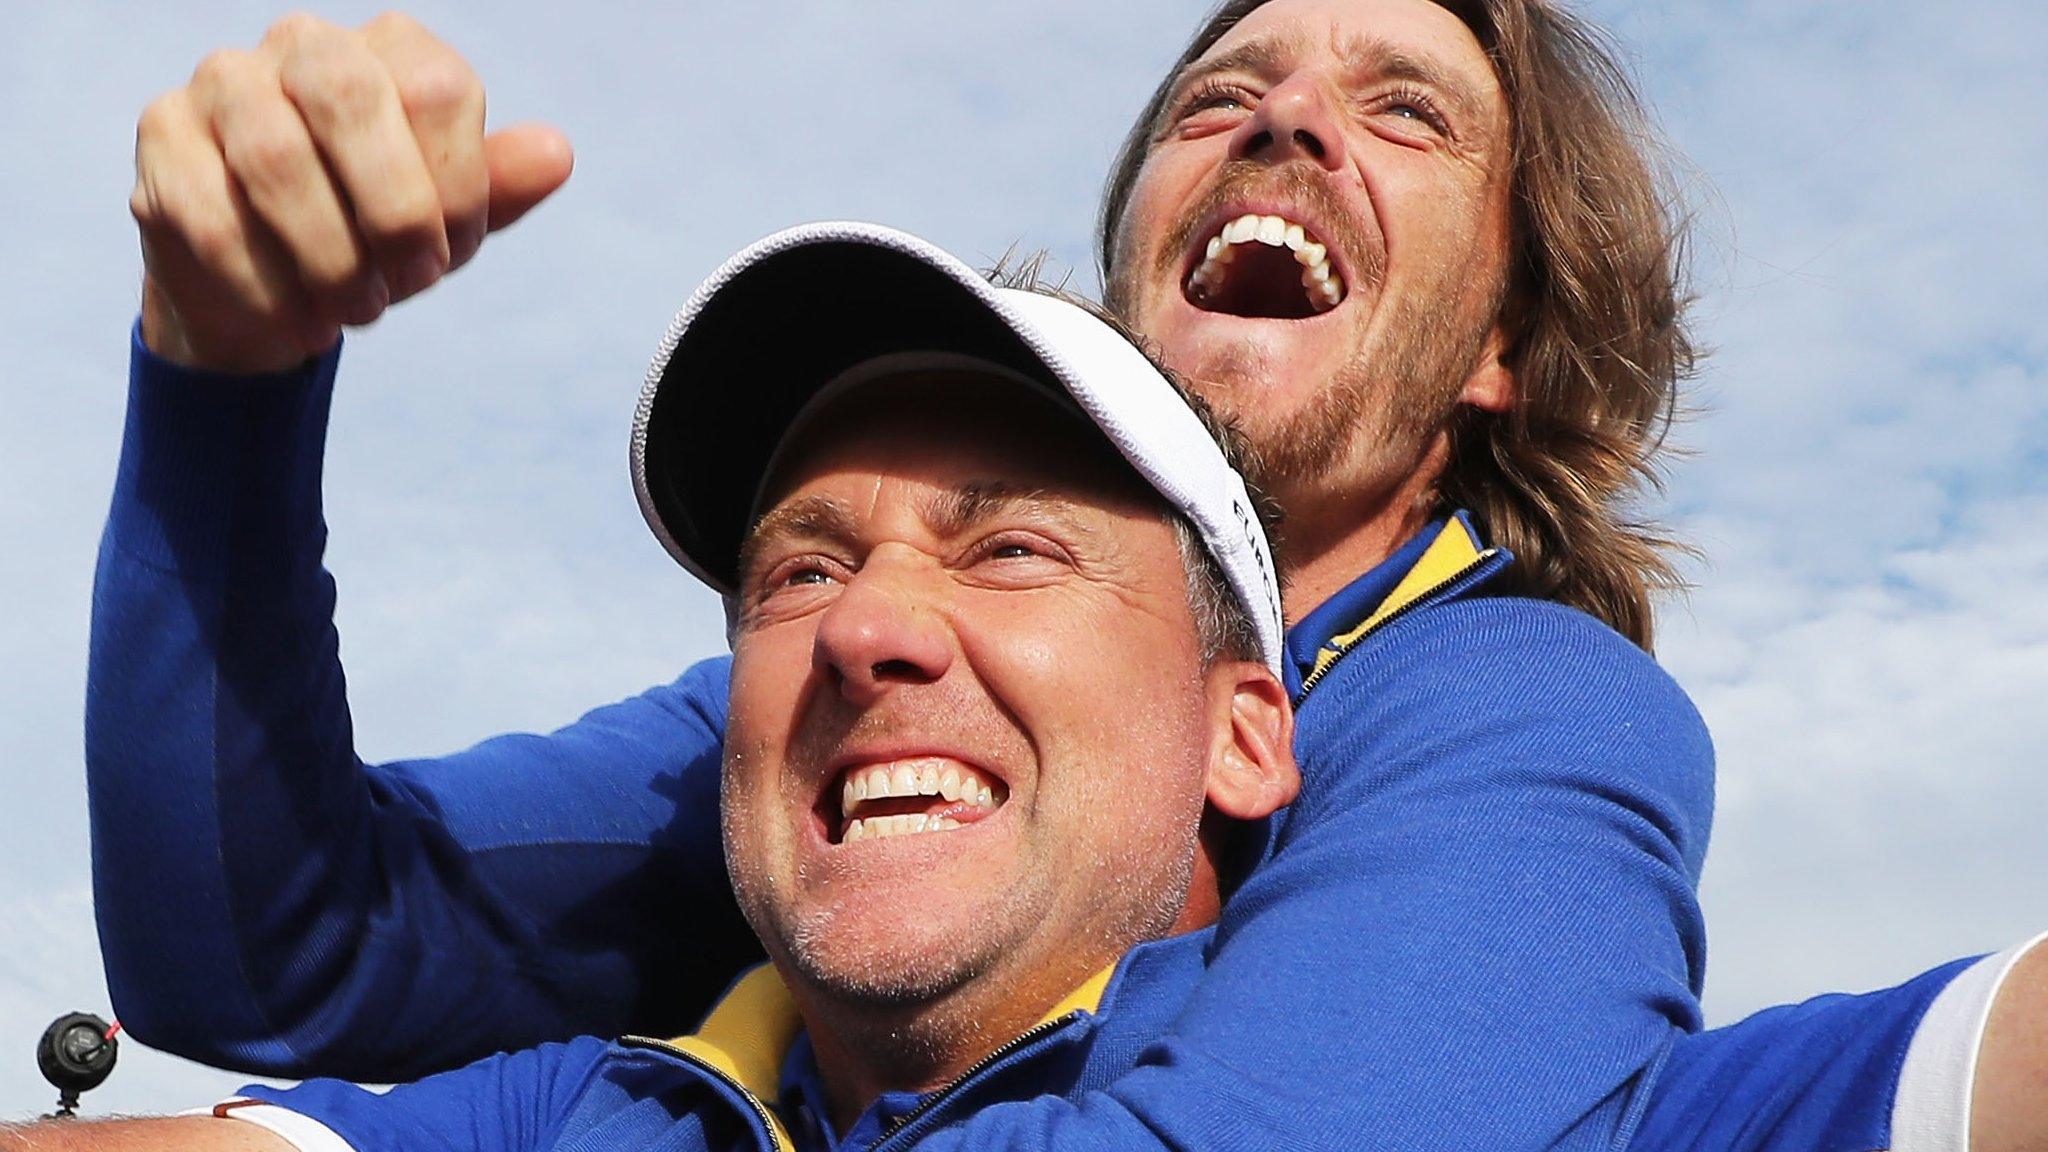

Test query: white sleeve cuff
[1892,929,2048,1152]
[179,1100,361,1152]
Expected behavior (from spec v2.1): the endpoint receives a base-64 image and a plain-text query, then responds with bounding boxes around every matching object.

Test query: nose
[1231,73,1347,171]
[812,551,954,706]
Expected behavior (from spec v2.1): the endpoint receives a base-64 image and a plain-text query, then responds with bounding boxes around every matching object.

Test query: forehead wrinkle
[922,481,1093,542]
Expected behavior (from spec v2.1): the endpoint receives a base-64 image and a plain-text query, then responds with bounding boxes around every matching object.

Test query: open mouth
[1185,212,1346,319]
[832,758,1006,844]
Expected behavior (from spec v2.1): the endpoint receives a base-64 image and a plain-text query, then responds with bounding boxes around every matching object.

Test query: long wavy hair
[1096,0,1697,651]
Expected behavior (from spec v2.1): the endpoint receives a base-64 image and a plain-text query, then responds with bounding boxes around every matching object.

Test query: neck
[797,980,1057,1135]
[1274,447,1445,625]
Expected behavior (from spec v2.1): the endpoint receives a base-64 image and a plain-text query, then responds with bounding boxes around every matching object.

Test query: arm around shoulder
[906,598,1715,1150]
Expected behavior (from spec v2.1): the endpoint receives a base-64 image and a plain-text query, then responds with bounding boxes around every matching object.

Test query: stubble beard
[724,770,1200,1085]
[1259,284,1490,499]
[1114,163,1493,519]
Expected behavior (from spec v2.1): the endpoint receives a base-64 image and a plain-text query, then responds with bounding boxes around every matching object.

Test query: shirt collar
[1282,517,1448,697]
[778,1032,927,1152]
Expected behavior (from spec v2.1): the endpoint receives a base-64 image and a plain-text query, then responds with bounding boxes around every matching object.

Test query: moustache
[1161,161,1385,291]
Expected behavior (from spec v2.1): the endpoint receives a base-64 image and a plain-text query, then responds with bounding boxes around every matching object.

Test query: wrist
[139,276,334,374]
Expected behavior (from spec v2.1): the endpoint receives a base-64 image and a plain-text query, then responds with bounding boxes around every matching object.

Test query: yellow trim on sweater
[672,966,805,1105]
[662,960,1115,1150]
[1306,519,1490,685]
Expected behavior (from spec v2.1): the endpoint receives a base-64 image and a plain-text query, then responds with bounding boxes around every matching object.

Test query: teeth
[1185,211,1347,311]
[839,759,1004,817]
[843,812,971,843]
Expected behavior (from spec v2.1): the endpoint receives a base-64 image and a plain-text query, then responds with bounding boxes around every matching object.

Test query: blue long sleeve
[88,328,758,1079]
[905,596,1713,1151]
[91,327,1712,1144]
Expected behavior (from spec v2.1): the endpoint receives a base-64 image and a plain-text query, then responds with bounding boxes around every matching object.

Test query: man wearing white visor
[14,225,1301,1152]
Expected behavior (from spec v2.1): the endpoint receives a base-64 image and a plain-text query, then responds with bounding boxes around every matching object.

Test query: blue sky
[3,0,2045,1116]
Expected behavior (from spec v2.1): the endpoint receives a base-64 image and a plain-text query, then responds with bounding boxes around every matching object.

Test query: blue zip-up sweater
[92,331,1724,1148]
[234,934,1205,1152]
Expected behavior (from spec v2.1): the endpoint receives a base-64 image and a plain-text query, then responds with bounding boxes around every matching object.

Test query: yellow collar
[661,963,1117,1146]
[1302,517,1495,690]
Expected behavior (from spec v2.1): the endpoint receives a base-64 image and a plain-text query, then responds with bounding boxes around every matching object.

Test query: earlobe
[1203,664,1299,821]
[1459,326,1516,414]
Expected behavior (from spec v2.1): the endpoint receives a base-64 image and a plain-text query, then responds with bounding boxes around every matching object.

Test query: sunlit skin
[1111,0,1518,618]
[720,373,1295,1132]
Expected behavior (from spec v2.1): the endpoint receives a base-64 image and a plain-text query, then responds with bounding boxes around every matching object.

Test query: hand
[131,12,574,373]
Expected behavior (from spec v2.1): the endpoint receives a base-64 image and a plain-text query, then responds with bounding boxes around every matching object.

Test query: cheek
[1118,154,1198,275]
[726,633,808,748]
[966,602,1212,781]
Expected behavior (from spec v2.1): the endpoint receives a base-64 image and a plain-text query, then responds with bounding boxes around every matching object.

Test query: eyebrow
[1168,35,1296,106]
[738,495,859,578]
[923,482,1087,540]
[1338,33,1485,122]
[737,482,1100,575]
[1164,29,1487,128]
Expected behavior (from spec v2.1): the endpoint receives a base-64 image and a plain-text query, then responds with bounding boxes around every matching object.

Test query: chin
[1145,291,1355,409]
[777,908,1007,1010]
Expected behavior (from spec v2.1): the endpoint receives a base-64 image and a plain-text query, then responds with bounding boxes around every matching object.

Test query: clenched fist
[131,12,574,372]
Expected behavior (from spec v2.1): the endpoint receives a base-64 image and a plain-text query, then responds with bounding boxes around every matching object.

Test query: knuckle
[179,212,243,270]
[128,183,158,228]
[191,48,254,88]
[394,55,477,120]
[362,183,446,240]
[264,12,326,48]
[298,238,369,291]
[366,10,424,38]
[225,127,307,192]
[322,58,386,120]
[135,92,183,142]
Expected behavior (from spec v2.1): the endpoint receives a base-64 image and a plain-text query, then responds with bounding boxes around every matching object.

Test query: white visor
[630,221,1284,674]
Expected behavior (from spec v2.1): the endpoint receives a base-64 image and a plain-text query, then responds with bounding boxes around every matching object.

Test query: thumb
[483,123,575,232]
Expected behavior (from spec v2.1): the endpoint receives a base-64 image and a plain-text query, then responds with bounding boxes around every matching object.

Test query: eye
[744,553,850,613]
[1373,86,1449,136]
[962,531,1072,582]
[1174,79,1254,121]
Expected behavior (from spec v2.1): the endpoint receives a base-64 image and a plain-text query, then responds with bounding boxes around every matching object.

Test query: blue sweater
[236,934,1219,1152]
[92,331,1724,1146]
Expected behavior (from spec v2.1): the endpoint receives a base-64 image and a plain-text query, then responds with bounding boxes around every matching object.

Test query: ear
[1201,661,1299,821]
[1458,324,1516,414]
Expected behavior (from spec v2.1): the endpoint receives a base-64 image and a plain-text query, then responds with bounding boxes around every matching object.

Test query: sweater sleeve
[87,326,759,1081]
[910,596,1714,1151]
[228,1035,616,1152]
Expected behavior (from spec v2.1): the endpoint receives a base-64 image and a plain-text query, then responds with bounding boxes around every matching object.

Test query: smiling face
[1110,0,1516,542]
[721,371,1249,1076]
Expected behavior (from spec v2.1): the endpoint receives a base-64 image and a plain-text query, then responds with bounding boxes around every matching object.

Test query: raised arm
[89,13,759,1080]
